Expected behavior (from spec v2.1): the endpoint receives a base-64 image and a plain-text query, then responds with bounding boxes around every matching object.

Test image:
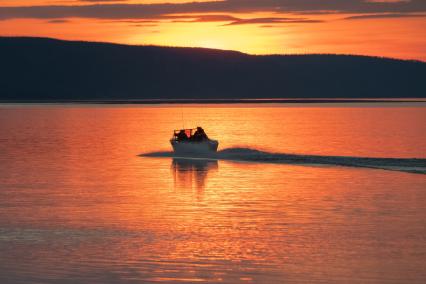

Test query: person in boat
[177,129,188,141]
[192,127,208,142]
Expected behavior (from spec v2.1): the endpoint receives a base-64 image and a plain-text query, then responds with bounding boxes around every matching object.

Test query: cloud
[0,0,425,21]
[344,12,426,20]
[224,17,323,26]
[108,20,159,23]
[178,14,240,23]
[167,14,322,25]
[130,24,157,27]
[106,14,239,24]
[79,0,128,2]
[47,19,70,23]
[105,14,319,26]
[0,3,225,20]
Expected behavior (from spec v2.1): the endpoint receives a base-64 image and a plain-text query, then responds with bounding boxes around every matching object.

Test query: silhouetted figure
[192,127,207,142]
[177,129,188,141]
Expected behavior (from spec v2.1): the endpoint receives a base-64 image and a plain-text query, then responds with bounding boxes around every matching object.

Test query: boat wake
[140,147,426,175]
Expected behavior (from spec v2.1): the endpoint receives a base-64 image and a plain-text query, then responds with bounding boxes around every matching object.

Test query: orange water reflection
[172,158,218,197]
[0,104,425,283]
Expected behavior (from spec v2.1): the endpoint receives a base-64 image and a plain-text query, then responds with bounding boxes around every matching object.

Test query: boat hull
[170,139,219,154]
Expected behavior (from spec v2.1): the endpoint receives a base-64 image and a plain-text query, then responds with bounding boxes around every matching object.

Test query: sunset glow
[1,0,426,60]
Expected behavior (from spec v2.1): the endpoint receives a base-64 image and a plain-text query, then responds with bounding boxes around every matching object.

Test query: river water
[0,103,425,283]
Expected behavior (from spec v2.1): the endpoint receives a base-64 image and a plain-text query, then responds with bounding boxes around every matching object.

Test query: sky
[1,0,426,61]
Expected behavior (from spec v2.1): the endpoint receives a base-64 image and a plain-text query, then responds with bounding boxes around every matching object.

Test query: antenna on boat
[181,107,185,129]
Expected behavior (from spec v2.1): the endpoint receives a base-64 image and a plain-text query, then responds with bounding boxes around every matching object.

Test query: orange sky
[1,0,425,61]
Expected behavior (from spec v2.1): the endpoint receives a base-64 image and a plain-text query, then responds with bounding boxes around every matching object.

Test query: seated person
[177,129,188,141]
[193,127,207,141]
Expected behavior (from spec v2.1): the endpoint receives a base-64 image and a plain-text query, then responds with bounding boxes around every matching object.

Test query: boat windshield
[173,129,192,136]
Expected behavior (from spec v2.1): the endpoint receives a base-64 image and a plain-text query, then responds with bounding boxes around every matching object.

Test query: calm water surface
[0,103,425,283]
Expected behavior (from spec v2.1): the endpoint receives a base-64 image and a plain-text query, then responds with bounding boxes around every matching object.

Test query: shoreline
[1,98,425,105]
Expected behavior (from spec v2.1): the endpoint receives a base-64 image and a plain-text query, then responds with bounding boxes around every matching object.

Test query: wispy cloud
[108,20,159,23]
[0,0,425,21]
[344,12,426,20]
[224,17,323,26]
[79,0,128,2]
[47,19,70,23]
[172,14,239,23]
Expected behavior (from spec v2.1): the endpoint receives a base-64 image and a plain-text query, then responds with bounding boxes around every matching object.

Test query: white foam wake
[141,147,426,174]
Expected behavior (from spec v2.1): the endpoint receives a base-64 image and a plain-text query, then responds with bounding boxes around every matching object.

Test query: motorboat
[170,127,219,153]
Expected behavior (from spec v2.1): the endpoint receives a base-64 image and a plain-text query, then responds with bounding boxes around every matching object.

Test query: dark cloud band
[344,13,426,20]
[0,0,425,21]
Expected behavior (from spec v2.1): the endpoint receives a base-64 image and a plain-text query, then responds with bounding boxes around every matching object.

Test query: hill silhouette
[1,37,425,101]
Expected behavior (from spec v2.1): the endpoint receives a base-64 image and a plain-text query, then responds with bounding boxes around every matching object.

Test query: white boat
[170,127,219,154]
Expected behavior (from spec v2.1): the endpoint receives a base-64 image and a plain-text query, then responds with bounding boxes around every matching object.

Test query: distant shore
[1,98,425,105]
[2,38,426,101]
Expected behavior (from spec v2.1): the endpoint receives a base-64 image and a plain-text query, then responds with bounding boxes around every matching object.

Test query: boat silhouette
[170,127,219,153]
